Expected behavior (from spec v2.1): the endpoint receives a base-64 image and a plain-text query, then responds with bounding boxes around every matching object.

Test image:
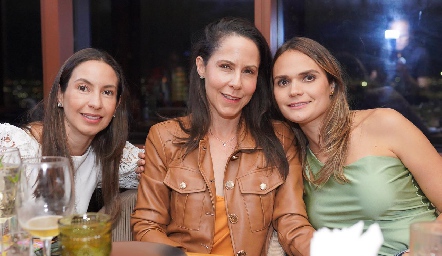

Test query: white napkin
[310,221,384,256]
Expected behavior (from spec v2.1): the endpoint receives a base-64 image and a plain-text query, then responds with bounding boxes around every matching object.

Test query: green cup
[58,213,112,256]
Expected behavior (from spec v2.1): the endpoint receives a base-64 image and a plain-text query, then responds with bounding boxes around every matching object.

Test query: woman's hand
[400,249,410,256]
[136,147,146,179]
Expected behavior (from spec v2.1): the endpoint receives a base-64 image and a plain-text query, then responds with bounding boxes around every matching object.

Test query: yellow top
[210,196,233,256]
[186,196,233,256]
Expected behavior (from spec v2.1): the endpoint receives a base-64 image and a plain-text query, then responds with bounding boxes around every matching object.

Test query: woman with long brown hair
[271,37,442,256]
[0,48,141,222]
[132,18,314,256]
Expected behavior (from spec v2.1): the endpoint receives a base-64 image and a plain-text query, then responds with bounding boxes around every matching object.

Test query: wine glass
[0,147,22,253]
[15,156,75,256]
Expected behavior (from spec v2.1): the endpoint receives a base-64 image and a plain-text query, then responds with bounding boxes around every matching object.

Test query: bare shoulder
[353,108,408,131]
[349,108,414,158]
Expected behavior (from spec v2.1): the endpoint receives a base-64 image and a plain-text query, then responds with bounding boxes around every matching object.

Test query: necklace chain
[209,129,236,147]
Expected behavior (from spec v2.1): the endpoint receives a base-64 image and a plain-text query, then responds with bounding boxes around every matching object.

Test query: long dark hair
[25,48,129,222]
[271,37,352,185]
[179,17,289,177]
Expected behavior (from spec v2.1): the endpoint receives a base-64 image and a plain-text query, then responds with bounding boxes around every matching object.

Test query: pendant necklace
[209,129,236,147]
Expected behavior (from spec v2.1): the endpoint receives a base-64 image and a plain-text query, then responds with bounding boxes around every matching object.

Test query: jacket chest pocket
[238,168,283,232]
[164,167,207,231]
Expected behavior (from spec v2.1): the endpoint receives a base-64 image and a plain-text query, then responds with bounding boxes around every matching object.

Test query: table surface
[186,253,223,256]
[111,241,186,256]
[110,241,220,256]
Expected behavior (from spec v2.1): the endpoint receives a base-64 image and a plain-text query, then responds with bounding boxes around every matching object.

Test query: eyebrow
[74,78,117,88]
[273,69,320,80]
[273,74,289,81]
[74,78,92,85]
[217,60,258,70]
[298,69,321,76]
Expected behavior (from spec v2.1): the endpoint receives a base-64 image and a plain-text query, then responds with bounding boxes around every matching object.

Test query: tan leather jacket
[131,118,314,256]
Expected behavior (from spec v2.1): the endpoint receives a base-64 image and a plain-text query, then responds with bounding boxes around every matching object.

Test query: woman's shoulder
[150,117,186,130]
[352,108,415,145]
[353,108,406,129]
[148,117,188,138]
[0,123,31,142]
[150,118,181,129]
[0,122,20,132]
[0,122,41,157]
[271,120,295,140]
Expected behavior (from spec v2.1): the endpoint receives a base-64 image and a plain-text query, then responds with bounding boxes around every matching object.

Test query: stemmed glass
[15,156,75,256]
[0,147,22,252]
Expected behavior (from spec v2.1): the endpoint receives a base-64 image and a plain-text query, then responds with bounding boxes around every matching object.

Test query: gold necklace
[209,129,236,147]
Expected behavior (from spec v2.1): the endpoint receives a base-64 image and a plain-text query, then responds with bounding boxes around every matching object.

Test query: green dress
[304,149,436,256]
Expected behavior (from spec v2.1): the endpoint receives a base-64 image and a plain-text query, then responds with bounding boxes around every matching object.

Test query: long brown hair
[25,48,129,222]
[180,17,289,177]
[271,37,353,185]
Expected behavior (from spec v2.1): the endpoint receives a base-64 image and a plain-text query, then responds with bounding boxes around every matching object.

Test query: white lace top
[0,123,141,213]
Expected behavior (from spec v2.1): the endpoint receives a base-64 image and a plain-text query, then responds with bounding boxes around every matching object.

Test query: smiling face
[273,50,334,127]
[196,35,260,120]
[58,60,119,141]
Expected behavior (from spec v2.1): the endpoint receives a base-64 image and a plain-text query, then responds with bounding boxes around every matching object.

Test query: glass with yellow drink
[15,156,75,256]
[58,213,112,256]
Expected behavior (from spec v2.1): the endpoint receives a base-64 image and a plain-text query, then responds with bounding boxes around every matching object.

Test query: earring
[200,76,204,79]
[57,102,63,108]
[113,114,116,118]
[330,82,335,97]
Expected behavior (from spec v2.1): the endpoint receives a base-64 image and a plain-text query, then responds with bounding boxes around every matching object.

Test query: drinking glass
[58,213,112,255]
[15,156,75,256]
[409,221,442,256]
[2,230,32,256]
[0,147,22,253]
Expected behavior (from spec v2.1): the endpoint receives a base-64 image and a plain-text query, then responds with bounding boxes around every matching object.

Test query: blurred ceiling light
[385,29,400,39]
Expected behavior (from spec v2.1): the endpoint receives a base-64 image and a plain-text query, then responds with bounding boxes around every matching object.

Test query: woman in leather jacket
[131,17,314,256]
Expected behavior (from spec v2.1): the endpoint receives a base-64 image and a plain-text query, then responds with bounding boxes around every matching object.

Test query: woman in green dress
[271,37,442,256]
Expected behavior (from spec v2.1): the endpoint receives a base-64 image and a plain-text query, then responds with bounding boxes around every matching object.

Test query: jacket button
[236,250,246,256]
[231,155,239,160]
[225,180,234,190]
[260,183,267,190]
[228,214,238,224]
[179,182,187,189]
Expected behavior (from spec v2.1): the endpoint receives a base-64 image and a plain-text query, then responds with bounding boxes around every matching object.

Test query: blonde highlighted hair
[271,37,353,185]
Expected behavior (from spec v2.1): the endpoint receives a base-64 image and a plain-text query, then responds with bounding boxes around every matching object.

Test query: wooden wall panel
[254,0,278,54]
[40,0,74,100]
